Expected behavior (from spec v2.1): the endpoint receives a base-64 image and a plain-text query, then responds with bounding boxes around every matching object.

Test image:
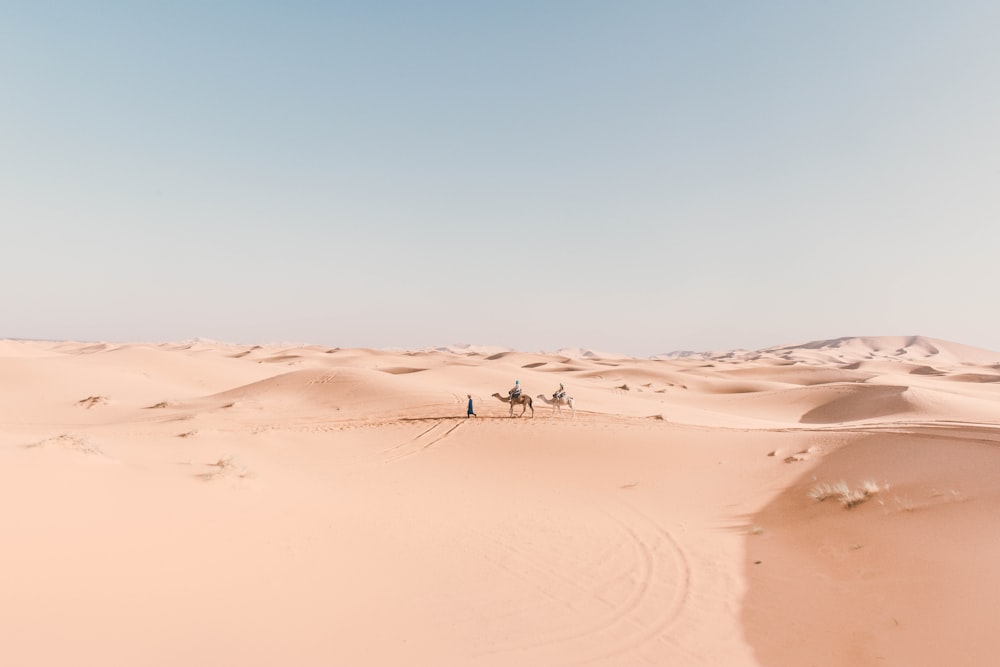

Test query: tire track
[472,519,643,659]
[382,420,465,463]
[422,420,465,450]
[474,505,692,665]
[580,507,693,665]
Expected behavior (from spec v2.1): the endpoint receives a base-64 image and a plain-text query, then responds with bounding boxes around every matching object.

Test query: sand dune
[714,365,878,386]
[1,335,999,666]
[744,431,1000,666]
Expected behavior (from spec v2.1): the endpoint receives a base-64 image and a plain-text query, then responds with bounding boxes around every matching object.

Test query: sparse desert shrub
[808,481,850,502]
[211,455,235,469]
[861,479,884,495]
[24,434,104,455]
[809,480,883,508]
[76,395,108,409]
[196,455,250,481]
[841,488,869,508]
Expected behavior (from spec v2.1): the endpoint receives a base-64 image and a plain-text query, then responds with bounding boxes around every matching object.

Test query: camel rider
[553,383,566,400]
[509,380,522,400]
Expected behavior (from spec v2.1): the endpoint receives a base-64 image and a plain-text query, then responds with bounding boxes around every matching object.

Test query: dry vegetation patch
[76,395,109,409]
[196,455,251,481]
[809,479,885,508]
[23,434,105,456]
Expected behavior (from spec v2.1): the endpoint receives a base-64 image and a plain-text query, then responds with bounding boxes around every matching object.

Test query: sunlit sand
[2,335,998,666]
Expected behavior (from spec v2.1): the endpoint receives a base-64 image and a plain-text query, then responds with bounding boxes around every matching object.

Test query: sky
[3,1,999,356]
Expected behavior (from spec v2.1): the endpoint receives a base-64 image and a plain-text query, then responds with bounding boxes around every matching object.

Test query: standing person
[467,394,477,418]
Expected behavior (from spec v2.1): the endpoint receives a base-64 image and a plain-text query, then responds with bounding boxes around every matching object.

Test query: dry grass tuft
[809,479,884,508]
[841,488,869,508]
[196,455,250,481]
[808,481,849,502]
[76,396,109,409]
[861,479,884,495]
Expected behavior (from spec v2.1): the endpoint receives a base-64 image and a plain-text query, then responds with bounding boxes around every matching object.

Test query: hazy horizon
[6,332,999,360]
[5,2,998,357]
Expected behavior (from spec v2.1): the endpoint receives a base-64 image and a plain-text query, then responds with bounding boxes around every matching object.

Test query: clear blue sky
[4,2,998,356]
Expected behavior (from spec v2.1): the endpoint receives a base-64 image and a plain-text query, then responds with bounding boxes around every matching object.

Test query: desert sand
[2,335,999,666]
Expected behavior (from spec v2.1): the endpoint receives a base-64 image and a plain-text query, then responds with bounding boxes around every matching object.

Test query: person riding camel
[509,380,522,400]
[553,383,566,400]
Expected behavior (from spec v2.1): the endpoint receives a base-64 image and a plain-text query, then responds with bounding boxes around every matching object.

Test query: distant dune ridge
[1,334,999,666]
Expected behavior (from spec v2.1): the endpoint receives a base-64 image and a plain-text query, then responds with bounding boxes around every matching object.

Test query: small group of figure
[465,380,568,418]
[509,380,565,400]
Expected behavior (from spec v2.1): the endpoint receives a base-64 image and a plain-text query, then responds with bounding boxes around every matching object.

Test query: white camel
[536,393,575,418]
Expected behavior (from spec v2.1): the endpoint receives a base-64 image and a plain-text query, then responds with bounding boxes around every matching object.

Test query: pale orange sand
[1,335,998,666]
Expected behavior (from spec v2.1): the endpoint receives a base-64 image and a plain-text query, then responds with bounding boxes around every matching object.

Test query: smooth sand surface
[2,335,999,666]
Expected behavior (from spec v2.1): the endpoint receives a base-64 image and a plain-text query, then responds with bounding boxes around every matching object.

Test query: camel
[492,392,534,418]
[536,393,575,418]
